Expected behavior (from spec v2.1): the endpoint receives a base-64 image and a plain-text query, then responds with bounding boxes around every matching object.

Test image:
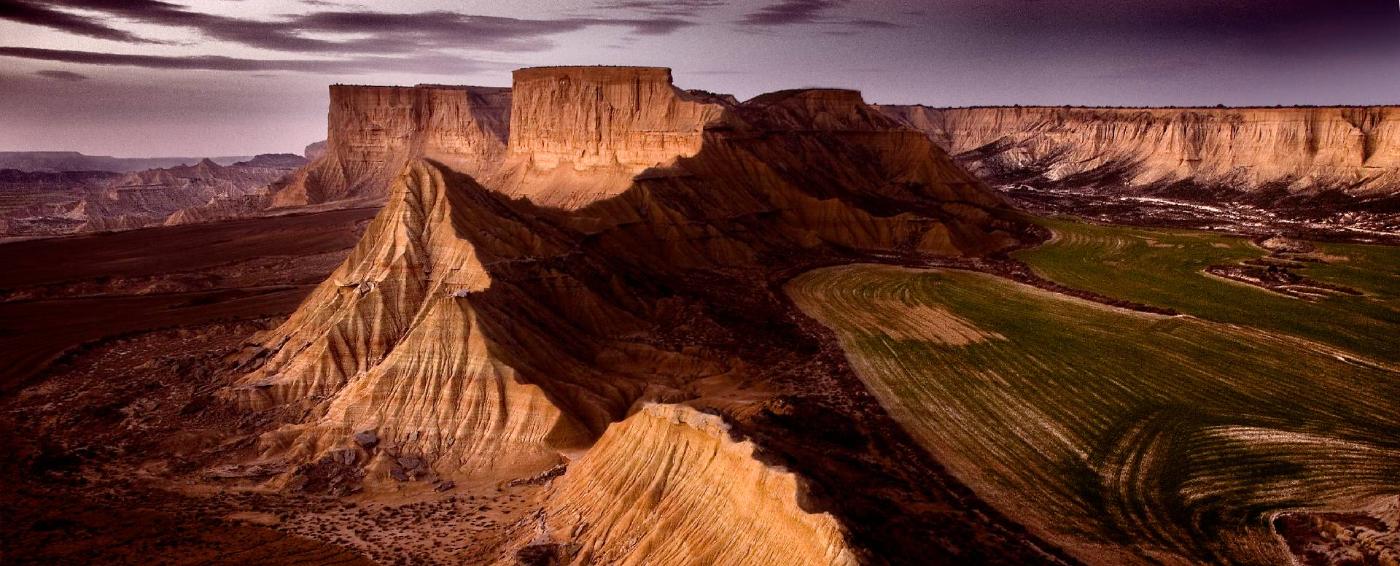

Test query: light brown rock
[879,105,1400,195]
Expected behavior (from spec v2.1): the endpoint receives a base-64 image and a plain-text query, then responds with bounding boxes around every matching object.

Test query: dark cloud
[594,0,724,17]
[0,1,697,54]
[0,46,496,75]
[34,69,87,81]
[737,0,895,30]
[846,19,898,29]
[739,0,841,26]
[0,0,151,42]
[288,11,692,51]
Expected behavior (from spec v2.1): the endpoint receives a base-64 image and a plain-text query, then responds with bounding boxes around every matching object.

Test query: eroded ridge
[534,404,859,566]
[234,161,587,483]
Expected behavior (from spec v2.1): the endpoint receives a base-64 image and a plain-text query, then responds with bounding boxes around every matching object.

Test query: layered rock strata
[493,67,727,209]
[540,404,858,566]
[271,85,511,208]
[879,105,1400,201]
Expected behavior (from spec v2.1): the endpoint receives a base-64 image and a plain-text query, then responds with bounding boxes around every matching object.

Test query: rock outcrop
[492,67,727,209]
[540,404,858,566]
[270,85,511,208]
[879,105,1400,202]
[231,66,1056,564]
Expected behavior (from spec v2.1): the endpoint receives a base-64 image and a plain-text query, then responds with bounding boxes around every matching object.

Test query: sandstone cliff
[879,105,1400,203]
[270,85,510,208]
[492,67,727,209]
[231,66,1056,564]
[539,404,858,566]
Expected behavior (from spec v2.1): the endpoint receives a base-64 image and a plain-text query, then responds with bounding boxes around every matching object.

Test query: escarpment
[538,404,858,566]
[271,84,511,208]
[879,105,1400,203]
[492,66,728,209]
[232,66,1062,563]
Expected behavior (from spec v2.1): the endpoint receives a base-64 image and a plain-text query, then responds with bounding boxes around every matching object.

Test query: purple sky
[1,0,1398,156]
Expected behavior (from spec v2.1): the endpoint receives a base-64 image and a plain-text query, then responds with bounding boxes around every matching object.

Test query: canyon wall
[879,105,1400,197]
[271,84,511,207]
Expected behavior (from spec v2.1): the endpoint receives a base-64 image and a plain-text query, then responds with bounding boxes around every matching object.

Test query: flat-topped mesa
[271,84,511,207]
[508,66,725,169]
[878,105,1400,197]
[498,66,727,208]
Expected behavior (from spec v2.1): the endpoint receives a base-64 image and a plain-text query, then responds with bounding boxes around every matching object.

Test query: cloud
[0,46,498,75]
[1,1,697,55]
[34,69,88,81]
[0,0,152,42]
[739,0,843,26]
[594,0,724,17]
[737,0,896,30]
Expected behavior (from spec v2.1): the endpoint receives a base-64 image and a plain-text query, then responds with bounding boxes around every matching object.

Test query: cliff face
[231,67,1053,563]
[879,105,1400,199]
[493,66,728,209]
[271,85,511,207]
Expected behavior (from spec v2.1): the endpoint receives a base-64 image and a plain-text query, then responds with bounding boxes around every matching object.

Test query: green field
[1014,219,1400,363]
[788,260,1400,565]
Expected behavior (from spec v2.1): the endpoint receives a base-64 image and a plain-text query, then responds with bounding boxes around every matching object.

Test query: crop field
[1014,219,1400,363]
[788,260,1400,565]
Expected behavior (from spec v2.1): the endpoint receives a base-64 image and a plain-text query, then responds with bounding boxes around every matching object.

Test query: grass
[1012,218,1400,363]
[788,263,1400,565]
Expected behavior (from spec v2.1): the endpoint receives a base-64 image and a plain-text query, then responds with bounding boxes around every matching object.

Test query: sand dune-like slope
[539,403,858,565]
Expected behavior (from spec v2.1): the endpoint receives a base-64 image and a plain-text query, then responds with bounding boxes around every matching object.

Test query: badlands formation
[879,105,1400,197]
[0,155,305,237]
[878,105,1400,238]
[226,66,1058,563]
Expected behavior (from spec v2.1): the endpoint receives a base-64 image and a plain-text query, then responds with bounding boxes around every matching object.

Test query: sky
[1,0,1398,157]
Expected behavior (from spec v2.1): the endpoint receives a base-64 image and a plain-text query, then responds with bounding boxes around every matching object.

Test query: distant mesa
[877,104,1400,200]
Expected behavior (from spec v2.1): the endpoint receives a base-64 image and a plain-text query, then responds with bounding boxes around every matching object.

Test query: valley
[788,223,1400,564]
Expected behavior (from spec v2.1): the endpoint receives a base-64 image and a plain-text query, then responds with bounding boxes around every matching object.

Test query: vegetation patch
[789,261,1400,565]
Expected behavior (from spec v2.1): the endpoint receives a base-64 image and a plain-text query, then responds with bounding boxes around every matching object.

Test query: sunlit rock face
[271,84,511,207]
[493,66,729,209]
[541,403,860,566]
[879,105,1400,197]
